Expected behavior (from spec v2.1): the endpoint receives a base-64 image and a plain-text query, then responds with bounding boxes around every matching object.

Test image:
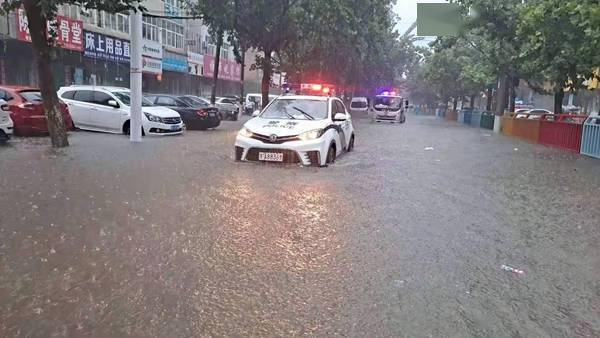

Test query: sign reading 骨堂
[16,9,83,52]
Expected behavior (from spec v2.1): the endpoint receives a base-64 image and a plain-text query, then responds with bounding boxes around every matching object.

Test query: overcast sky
[393,0,447,45]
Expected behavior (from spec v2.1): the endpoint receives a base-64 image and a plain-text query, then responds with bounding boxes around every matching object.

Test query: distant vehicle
[215,97,240,121]
[0,99,14,142]
[221,95,241,103]
[0,85,73,136]
[235,94,355,166]
[145,94,220,130]
[58,86,183,136]
[371,93,406,124]
[515,108,553,119]
[244,93,278,115]
[350,97,368,112]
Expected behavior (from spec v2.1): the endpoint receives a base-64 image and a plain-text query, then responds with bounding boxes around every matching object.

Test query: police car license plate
[258,152,283,162]
[170,125,179,130]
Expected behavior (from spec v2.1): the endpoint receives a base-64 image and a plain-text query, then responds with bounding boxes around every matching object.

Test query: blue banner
[83,31,130,63]
[162,57,188,73]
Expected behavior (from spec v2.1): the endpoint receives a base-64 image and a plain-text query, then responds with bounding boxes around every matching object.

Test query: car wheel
[347,135,354,152]
[326,143,336,164]
[123,122,145,136]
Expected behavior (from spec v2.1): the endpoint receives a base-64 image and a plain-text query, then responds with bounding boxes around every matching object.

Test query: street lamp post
[129,8,143,142]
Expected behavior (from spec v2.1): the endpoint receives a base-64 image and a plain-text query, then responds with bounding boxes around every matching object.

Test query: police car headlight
[238,127,253,138]
[298,128,324,141]
[144,112,162,123]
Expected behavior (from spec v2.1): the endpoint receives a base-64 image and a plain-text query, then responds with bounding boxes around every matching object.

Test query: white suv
[0,99,14,142]
[58,86,184,136]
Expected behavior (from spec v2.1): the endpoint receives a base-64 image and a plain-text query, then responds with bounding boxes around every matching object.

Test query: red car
[0,86,73,136]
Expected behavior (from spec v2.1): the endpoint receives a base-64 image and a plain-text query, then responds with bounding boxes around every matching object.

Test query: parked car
[515,108,553,119]
[0,99,14,142]
[58,86,184,136]
[145,94,220,130]
[350,97,368,112]
[0,85,73,136]
[215,97,240,121]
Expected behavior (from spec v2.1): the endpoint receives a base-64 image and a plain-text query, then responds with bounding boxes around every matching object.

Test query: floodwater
[0,114,599,337]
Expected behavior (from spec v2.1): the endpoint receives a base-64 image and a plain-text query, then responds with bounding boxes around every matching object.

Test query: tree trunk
[210,30,224,105]
[508,76,516,113]
[554,88,564,114]
[495,74,508,116]
[23,0,68,147]
[452,97,458,111]
[470,94,475,109]
[261,50,273,109]
[486,87,493,111]
[239,46,245,107]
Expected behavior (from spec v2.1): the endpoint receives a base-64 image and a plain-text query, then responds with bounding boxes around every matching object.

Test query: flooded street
[1,114,599,337]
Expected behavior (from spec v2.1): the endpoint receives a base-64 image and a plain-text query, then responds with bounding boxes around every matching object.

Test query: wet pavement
[1,113,599,337]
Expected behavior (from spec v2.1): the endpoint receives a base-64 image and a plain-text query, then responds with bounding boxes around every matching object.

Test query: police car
[235,94,355,166]
[371,92,406,124]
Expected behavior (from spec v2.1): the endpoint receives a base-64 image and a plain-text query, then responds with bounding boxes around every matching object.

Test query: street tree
[517,0,600,113]
[191,0,235,104]
[456,0,525,114]
[232,0,299,107]
[1,0,141,147]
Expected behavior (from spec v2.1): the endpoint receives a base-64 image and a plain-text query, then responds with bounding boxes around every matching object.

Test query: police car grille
[162,117,181,124]
[246,148,300,163]
[306,151,320,166]
[251,132,300,144]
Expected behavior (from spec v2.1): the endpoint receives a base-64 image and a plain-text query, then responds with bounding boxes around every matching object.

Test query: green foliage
[517,0,600,92]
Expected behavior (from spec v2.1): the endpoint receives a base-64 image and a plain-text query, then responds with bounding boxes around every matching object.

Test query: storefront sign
[142,56,162,74]
[83,31,130,63]
[162,57,188,73]
[187,52,203,76]
[142,40,163,60]
[203,54,241,81]
[16,9,83,52]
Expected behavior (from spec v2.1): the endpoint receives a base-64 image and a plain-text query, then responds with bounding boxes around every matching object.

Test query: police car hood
[245,117,328,137]
[141,106,180,118]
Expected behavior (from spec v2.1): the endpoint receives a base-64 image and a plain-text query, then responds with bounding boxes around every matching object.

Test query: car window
[350,100,367,108]
[156,96,178,106]
[61,91,75,100]
[73,90,94,103]
[174,98,189,107]
[180,96,208,107]
[0,90,7,100]
[93,91,113,106]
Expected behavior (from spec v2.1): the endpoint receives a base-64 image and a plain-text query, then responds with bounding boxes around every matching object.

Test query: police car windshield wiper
[292,107,315,120]
[282,111,296,119]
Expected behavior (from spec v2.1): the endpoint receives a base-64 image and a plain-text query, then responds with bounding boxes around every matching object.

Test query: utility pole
[129,8,143,142]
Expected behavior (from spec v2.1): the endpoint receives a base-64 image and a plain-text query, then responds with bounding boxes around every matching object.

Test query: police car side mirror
[333,113,347,121]
[252,110,260,117]
[107,100,119,108]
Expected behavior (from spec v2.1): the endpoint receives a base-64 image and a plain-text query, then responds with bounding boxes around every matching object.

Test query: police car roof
[277,95,330,101]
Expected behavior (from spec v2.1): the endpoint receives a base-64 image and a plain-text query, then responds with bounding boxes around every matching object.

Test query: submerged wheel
[326,144,336,164]
[347,135,355,152]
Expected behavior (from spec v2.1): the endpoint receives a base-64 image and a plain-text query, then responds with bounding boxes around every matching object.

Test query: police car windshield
[261,99,327,120]
[374,96,402,109]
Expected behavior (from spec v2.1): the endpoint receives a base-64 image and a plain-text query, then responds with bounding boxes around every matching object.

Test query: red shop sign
[16,9,83,52]
[203,54,241,81]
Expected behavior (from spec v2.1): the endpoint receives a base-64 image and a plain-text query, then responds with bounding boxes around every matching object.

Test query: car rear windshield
[351,101,367,108]
[19,91,43,102]
[261,99,327,120]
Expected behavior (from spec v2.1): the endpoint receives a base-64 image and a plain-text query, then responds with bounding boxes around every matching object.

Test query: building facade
[0,0,243,98]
